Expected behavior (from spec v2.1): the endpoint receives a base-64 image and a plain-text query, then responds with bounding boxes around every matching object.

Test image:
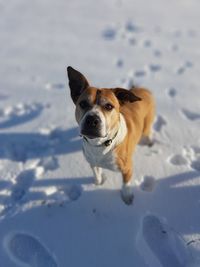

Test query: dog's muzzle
[81,114,103,139]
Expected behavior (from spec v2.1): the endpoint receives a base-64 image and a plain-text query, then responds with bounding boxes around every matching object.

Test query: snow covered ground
[0,0,200,266]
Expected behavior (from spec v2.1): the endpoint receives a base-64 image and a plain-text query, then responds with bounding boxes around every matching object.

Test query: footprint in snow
[10,169,35,203]
[125,20,141,33]
[191,146,200,155]
[0,102,45,129]
[171,44,179,52]
[149,64,162,73]
[116,58,124,68]
[46,184,82,205]
[190,160,200,172]
[190,146,200,172]
[128,37,137,46]
[134,70,147,77]
[177,66,185,75]
[143,39,152,48]
[102,27,117,40]
[181,108,200,121]
[153,115,167,132]
[67,184,82,201]
[1,169,35,218]
[153,49,162,58]
[37,156,59,175]
[167,87,177,98]
[185,61,193,68]
[142,215,191,267]
[140,176,156,192]
[176,62,193,75]
[168,146,200,172]
[4,232,57,267]
[168,154,188,166]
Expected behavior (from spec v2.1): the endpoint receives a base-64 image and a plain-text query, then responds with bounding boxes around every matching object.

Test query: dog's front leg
[91,166,106,185]
[121,168,134,205]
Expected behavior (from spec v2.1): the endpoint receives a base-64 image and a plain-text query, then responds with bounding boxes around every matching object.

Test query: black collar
[82,130,118,147]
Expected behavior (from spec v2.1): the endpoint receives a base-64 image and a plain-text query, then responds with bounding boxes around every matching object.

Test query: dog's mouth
[80,128,103,139]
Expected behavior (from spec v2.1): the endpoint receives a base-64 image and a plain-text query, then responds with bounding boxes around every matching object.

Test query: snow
[0,0,200,266]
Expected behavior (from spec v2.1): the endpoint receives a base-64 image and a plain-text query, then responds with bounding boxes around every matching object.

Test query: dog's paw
[94,173,107,185]
[121,192,134,205]
[121,184,134,205]
[140,136,154,147]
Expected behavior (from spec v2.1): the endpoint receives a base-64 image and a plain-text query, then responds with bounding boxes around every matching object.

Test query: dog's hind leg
[91,166,106,185]
[141,108,155,147]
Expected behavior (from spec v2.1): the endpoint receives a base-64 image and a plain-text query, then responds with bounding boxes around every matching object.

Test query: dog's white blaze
[80,105,107,137]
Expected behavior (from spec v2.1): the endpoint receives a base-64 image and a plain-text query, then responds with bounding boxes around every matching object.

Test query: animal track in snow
[190,159,200,172]
[191,146,200,155]
[0,102,45,129]
[66,184,82,201]
[176,61,193,75]
[102,27,117,40]
[176,66,185,75]
[153,115,167,132]
[4,232,57,267]
[116,58,124,68]
[189,146,200,171]
[143,39,152,47]
[102,20,141,43]
[45,184,82,205]
[149,64,162,73]
[134,70,147,77]
[125,20,141,33]
[184,60,193,68]
[168,146,200,172]
[128,37,137,46]
[171,44,179,52]
[10,169,35,203]
[1,169,35,218]
[168,87,177,98]
[153,49,162,58]
[37,156,59,174]
[140,176,156,192]
[181,108,200,121]
[142,215,191,267]
[168,154,188,166]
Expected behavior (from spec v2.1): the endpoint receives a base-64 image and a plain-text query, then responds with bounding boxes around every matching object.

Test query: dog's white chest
[82,142,118,171]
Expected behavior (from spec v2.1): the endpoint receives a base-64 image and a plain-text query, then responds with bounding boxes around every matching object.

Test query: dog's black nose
[85,114,100,128]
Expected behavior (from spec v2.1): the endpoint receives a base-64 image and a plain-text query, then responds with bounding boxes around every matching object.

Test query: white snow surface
[0,0,200,266]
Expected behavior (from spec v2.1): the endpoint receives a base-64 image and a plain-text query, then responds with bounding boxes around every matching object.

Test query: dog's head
[67,66,141,139]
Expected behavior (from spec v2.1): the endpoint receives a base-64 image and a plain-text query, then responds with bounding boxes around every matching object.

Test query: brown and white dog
[67,66,155,205]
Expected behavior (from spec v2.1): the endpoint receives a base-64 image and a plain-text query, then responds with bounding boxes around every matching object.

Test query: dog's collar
[82,130,118,147]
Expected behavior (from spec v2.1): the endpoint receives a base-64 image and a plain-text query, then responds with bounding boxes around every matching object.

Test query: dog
[67,66,155,204]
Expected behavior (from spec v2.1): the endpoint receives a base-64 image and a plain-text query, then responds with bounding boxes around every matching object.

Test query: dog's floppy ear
[113,88,141,104]
[67,66,89,104]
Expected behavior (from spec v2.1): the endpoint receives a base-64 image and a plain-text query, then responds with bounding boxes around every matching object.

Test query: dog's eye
[79,100,90,109]
[104,103,114,111]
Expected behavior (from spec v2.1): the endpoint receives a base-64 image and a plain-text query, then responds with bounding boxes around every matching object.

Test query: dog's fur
[67,66,155,204]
